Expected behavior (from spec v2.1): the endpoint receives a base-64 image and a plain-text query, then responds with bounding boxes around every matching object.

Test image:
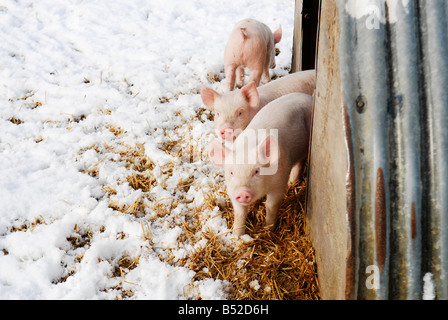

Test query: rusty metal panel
[307,0,448,299]
[419,0,448,300]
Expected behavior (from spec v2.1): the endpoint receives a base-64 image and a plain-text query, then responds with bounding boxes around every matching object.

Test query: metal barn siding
[306,0,448,299]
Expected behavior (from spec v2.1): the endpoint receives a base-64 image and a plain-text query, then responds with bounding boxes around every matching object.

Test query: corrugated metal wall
[307,0,447,299]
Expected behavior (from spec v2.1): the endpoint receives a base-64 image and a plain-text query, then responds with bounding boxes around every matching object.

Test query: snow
[423,273,435,300]
[0,0,295,299]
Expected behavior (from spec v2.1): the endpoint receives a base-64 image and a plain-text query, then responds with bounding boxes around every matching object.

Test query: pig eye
[229,171,234,176]
[216,112,220,117]
[254,168,260,176]
[238,110,243,117]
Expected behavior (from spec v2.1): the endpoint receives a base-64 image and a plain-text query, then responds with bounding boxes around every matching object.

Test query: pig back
[258,70,316,107]
[244,92,313,166]
[224,19,272,65]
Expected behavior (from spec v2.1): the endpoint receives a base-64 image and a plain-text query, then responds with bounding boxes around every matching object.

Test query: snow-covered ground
[0,0,295,299]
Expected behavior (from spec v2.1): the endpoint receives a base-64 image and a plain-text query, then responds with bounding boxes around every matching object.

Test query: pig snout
[235,188,253,204]
[220,128,235,140]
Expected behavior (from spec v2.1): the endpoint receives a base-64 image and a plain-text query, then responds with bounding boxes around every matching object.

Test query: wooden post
[305,0,350,299]
[291,0,303,73]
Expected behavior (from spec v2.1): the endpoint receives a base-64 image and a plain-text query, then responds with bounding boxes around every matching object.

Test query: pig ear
[240,27,248,40]
[208,139,229,167]
[273,25,282,44]
[257,135,279,165]
[240,82,259,108]
[201,85,220,110]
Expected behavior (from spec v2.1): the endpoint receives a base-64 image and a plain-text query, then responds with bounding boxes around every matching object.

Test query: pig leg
[247,68,262,87]
[289,158,308,185]
[288,162,301,186]
[262,66,271,85]
[265,185,287,231]
[232,201,250,237]
[225,64,237,91]
[236,66,245,88]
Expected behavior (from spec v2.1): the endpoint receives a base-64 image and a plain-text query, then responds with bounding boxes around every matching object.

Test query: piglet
[201,69,315,140]
[208,93,313,236]
[224,18,282,91]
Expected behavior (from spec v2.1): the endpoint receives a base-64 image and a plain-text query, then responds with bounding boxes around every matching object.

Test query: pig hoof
[232,227,246,238]
[266,223,277,232]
